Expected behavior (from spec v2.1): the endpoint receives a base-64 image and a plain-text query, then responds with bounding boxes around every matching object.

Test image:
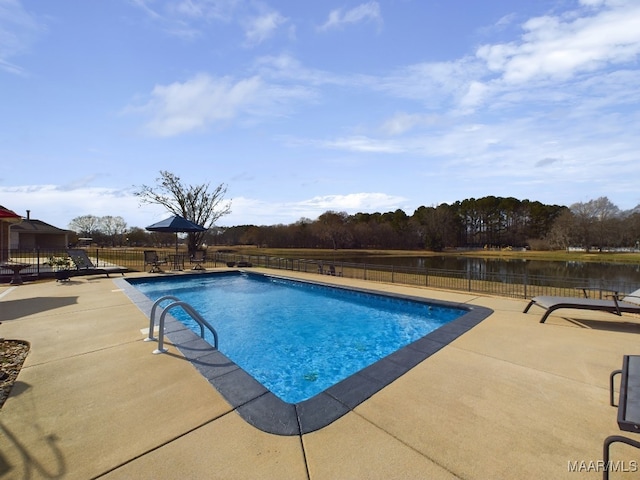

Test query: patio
[1,269,639,479]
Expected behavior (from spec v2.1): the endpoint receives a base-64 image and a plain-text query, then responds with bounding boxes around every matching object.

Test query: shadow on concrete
[564,316,640,333]
[0,297,79,322]
[0,422,66,479]
[7,380,31,399]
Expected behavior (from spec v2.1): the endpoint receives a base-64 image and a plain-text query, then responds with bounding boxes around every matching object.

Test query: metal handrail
[146,295,180,341]
[145,295,218,354]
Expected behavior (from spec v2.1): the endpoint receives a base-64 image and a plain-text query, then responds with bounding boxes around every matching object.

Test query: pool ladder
[145,295,219,354]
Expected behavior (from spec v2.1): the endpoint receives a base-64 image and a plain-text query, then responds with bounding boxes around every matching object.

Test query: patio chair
[190,250,206,270]
[144,250,168,273]
[523,288,640,323]
[67,249,127,278]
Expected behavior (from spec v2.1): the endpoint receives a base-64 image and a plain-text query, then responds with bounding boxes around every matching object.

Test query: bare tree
[570,196,620,251]
[68,215,101,237]
[135,171,231,253]
[546,209,575,250]
[590,196,621,249]
[312,211,351,249]
[100,216,128,247]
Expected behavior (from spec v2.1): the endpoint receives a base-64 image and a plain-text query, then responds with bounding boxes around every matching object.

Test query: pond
[333,255,640,289]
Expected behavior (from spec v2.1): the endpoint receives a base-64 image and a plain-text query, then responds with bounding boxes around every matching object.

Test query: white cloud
[131,1,237,21]
[132,1,287,42]
[364,1,640,116]
[379,112,440,136]
[129,0,243,40]
[319,2,382,31]
[458,81,490,110]
[221,192,407,226]
[168,0,238,21]
[476,2,640,85]
[129,0,162,20]
[375,58,486,109]
[322,135,403,153]
[299,193,406,212]
[134,74,263,136]
[255,0,640,209]
[0,0,43,74]
[579,0,606,7]
[243,10,287,46]
[15,183,394,229]
[0,185,168,230]
[1,184,408,230]
[126,72,315,136]
[253,53,345,86]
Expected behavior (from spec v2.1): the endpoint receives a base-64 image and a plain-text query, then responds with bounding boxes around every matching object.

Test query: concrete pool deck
[1,268,639,479]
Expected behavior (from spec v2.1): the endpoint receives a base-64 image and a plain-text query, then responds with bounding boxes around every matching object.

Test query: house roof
[12,219,70,235]
[0,205,22,221]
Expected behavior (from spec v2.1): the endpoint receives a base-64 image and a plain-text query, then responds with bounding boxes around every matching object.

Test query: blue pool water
[130,273,465,403]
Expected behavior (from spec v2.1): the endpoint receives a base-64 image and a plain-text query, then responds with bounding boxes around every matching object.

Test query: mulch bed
[0,339,30,409]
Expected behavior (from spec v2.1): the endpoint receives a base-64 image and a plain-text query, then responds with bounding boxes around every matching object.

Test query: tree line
[67,171,640,253]
[214,196,640,252]
[66,214,176,248]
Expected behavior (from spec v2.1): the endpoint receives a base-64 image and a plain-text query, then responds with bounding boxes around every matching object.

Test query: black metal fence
[227,254,638,300]
[3,247,638,300]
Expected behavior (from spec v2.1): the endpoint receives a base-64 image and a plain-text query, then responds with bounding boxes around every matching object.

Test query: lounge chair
[67,249,127,277]
[190,250,206,270]
[144,250,168,273]
[523,288,640,323]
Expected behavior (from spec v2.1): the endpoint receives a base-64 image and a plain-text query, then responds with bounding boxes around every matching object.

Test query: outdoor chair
[190,250,206,270]
[523,288,640,323]
[144,250,168,273]
[328,265,342,276]
[67,249,127,278]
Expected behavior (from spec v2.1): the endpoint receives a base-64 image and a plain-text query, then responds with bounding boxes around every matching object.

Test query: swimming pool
[129,272,465,403]
[118,272,493,434]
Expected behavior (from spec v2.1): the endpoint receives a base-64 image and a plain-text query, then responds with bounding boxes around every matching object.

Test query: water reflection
[339,255,640,288]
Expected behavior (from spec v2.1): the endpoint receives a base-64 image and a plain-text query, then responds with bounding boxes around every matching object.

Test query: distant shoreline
[225,246,640,265]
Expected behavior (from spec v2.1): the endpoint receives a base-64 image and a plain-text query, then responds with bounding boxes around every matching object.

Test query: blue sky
[1,0,639,230]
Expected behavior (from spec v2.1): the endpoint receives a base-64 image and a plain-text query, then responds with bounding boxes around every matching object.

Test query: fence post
[524,271,528,299]
[599,278,604,299]
[391,265,394,284]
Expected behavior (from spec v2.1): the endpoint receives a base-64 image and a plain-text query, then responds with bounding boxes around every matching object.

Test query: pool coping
[115,271,493,436]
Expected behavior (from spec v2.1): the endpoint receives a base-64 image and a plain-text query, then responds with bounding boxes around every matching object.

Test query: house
[9,210,71,251]
[0,205,22,262]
